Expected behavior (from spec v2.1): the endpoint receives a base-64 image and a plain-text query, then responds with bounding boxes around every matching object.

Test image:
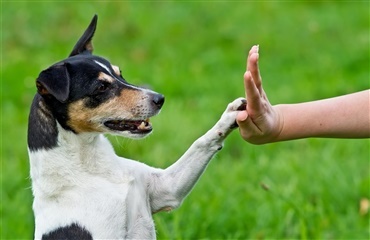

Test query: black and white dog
[28,15,245,239]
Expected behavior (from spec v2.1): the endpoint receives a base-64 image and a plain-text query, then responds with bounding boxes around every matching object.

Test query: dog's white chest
[30,137,155,239]
[33,170,155,239]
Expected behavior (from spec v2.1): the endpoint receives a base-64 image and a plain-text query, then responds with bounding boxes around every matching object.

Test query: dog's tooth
[138,121,146,130]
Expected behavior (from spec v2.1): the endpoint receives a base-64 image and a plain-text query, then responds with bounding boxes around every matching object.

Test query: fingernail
[255,45,259,53]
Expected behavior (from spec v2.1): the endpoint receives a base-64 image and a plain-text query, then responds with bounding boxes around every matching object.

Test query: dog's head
[36,15,164,139]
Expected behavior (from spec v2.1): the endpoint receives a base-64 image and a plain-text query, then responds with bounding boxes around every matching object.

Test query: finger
[246,45,259,67]
[244,71,262,114]
[248,53,262,92]
[246,46,257,73]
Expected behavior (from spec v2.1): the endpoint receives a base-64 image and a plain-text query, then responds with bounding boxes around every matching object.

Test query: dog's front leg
[149,98,246,213]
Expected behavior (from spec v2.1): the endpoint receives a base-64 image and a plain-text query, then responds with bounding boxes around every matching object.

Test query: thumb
[236,110,257,142]
[236,110,261,134]
[236,110,249,124]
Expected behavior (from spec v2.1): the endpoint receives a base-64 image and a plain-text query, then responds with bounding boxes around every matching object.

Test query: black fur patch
[42,223,92,240]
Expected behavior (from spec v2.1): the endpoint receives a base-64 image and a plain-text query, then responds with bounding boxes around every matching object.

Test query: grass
[1,1,369,239]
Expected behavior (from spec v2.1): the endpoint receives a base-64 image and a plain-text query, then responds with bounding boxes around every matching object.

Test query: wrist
[268,105,284,143]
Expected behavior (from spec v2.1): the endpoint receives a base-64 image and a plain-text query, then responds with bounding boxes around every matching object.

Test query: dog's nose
[152,94,165,109]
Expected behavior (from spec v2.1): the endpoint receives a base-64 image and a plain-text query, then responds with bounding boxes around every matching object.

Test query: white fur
[29,98,245,239]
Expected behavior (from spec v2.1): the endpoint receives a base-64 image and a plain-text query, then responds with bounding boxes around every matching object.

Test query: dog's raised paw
[218,97,247,131]
[227,97,246,112]
[230,98,247,129]
[236,99,247,111]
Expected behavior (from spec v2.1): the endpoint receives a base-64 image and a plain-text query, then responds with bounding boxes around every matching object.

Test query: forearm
[274,90,370,141]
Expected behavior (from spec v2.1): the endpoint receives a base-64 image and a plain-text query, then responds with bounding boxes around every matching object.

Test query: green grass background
[1,1,369,239]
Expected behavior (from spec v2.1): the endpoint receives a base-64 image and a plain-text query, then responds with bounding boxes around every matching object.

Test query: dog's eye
[97,82,110,93]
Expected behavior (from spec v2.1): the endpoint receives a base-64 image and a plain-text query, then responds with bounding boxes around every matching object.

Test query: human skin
[236,45,370,145]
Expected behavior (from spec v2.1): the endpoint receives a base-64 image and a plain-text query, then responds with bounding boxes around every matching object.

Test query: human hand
[236,45,283,144]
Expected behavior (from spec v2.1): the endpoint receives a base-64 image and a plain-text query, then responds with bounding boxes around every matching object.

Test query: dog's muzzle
[103,93,165,134]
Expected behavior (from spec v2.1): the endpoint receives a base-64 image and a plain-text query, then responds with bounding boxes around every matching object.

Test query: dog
[27,15,246,239]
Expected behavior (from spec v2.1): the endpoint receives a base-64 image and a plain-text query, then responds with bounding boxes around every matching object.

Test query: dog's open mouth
[104,119,152,133]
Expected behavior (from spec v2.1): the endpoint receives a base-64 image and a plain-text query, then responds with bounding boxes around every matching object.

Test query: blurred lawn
[1,2,369,239]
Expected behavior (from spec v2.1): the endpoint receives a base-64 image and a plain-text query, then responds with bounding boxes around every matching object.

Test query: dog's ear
[69,15,98,57]
[36,63,71,103]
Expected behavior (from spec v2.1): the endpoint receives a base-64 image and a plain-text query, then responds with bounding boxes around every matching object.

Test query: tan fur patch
[98,72,115,83]
[111,65,121,77]
[37,99,54,125]
[67,89,143,133]
[86,41,94,53]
